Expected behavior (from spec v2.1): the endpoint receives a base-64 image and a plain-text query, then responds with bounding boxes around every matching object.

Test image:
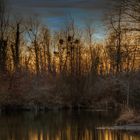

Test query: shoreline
[0,105,114,112]
[97,124,140,131]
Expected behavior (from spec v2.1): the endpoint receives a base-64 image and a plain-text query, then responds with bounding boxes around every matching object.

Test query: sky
[9,0,116,41]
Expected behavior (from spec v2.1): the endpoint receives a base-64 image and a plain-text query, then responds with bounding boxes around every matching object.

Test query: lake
[0,110,139,140]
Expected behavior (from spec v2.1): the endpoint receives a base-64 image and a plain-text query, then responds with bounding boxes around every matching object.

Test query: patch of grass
[116,107,140,125]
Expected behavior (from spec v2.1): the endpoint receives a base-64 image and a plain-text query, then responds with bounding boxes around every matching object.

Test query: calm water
[0,110,140,140]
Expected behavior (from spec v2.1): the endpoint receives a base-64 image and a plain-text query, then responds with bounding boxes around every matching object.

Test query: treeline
[0,0,140,110]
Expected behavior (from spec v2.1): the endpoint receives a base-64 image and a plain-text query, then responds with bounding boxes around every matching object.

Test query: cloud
[9,0,115,41]
[10,0,112,11]
[10,0,113,20]
[9,0,117,40]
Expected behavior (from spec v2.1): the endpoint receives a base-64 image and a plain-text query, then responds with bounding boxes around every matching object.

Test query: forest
[0,0,140,122]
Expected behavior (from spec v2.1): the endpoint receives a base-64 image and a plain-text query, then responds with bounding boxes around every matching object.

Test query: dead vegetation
[116,107,140,125]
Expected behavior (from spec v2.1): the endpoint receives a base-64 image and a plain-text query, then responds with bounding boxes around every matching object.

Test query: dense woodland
[0,0,140,111]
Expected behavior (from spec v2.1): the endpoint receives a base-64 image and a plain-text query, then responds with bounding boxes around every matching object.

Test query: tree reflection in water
[0,111,139,140]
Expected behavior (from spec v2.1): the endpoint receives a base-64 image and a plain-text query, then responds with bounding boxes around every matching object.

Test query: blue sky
[9,0,116,41]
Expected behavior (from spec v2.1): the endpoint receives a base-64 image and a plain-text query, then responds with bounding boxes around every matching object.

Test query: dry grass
[116,107,140,125]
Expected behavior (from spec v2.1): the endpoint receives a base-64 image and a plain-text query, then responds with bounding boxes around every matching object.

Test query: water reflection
[0,111,139,140]
[97,129,140,140]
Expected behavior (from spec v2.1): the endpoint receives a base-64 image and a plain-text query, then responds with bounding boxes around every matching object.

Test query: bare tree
[122,0,140,32]
[106,2,125,74]
[0,0,9,72]
[26,17,41,75]
[41,27,52,73]
[10,19,23,70]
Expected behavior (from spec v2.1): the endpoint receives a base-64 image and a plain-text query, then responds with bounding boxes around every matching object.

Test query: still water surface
[0,110,140,140]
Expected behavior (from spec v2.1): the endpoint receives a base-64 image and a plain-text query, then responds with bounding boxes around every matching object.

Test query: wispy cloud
[9,0,116,40]
[10,0,112,12]
[10,0,113,20]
